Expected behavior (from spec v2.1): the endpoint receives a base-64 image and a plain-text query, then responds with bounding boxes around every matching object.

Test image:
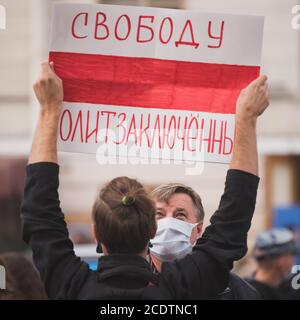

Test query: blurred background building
[0,0,299,275]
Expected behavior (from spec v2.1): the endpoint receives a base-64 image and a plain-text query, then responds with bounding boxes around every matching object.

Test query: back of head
[92,176,156,255]
[0,252,47,300]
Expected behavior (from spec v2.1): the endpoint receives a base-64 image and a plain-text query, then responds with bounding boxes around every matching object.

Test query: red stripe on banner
[49,51,260,114]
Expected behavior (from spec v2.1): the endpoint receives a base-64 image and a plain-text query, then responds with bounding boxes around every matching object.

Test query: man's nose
[165,212,175,219]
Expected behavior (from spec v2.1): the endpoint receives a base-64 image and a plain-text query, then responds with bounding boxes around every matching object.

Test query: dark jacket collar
[96,254,158,287]
[97,254,151,272]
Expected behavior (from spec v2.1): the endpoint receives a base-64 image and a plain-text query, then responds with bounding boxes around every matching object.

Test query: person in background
[149,183,260,300]
[0,252,47,300]
[246,228,300,299]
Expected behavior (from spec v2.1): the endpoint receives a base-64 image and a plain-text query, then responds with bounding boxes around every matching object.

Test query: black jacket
[246,274,300,300]
[219,273,261,300]
[245,278,282,300]
[21,162,259,300]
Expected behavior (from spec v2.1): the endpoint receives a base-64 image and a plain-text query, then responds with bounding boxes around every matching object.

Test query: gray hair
[151,183,205,222]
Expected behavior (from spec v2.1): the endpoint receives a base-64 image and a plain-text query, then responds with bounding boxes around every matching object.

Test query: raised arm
[161,75,269,299]
[230,75,269,175]
[21,62,88,299]
[29,61,62,164]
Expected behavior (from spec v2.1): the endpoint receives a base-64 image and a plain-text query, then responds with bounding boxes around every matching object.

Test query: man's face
[155,193,203,244]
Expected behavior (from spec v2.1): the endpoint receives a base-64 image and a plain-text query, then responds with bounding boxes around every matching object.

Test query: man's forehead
[155,193,195,208]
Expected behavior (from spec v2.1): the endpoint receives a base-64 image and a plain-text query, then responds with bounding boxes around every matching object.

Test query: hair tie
[122,195,135,206]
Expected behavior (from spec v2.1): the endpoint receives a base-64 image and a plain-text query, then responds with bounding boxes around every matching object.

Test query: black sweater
[21,162,259,300]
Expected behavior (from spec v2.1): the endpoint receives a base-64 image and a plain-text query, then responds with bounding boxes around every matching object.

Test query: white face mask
[150,217,198,263]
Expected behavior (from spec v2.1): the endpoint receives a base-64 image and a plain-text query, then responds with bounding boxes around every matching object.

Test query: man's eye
[176,212,186,218]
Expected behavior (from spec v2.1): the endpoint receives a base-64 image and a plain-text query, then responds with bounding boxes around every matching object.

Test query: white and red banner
[49,3,264,163]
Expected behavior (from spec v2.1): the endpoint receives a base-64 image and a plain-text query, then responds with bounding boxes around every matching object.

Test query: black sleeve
[160,169,259,299]
[21,162,90,299]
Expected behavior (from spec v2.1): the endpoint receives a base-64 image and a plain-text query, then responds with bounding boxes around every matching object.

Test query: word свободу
[71,11,225,49]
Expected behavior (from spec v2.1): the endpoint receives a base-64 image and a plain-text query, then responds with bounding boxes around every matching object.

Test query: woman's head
[92,176,157,255]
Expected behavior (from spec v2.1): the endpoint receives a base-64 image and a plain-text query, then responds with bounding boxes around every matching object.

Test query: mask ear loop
[192,222,202,245]
[147,242,153,255]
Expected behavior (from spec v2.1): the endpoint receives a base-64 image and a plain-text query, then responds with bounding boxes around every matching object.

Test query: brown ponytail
[92,176,156,255]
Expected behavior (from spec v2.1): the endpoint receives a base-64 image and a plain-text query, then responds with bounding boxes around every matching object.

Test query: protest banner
[49,3,264,163]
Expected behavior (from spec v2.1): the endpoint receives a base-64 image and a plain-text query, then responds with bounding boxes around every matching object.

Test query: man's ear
[195,222,204,239]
